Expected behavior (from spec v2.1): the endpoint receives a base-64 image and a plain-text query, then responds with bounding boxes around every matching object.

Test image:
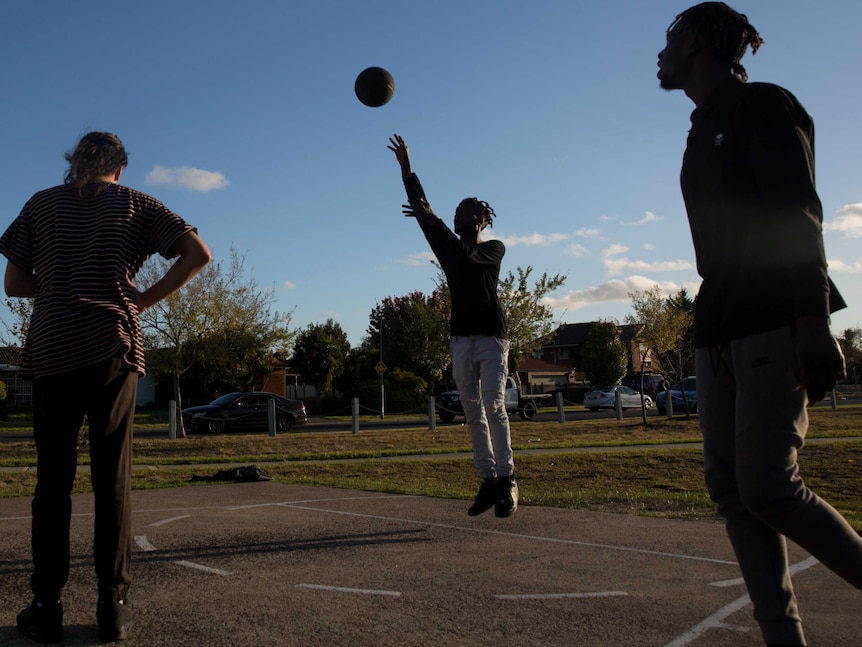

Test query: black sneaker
[495,474,519,518]
[17,598,63,644]
[97,598,130,642]
[468,477,498,516]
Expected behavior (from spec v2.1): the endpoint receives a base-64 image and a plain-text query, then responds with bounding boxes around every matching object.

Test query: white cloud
[499,232,569,247]
[398,251,436,266]
[145,165,229,192]
[601,244,693,276]
[643,243,656,251]
[566,243,591,258]
[283,279,296,290]
[828,258,862,273]
[575,228,600,238]
[825,203,862,238]
[627,211,662,225]
[543,276,700,311]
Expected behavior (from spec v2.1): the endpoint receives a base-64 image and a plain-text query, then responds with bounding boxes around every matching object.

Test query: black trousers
[30,357,138,603]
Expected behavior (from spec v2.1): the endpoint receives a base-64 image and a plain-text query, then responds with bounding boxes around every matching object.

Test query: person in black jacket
[388,134,517,518]
[657,4,862,645]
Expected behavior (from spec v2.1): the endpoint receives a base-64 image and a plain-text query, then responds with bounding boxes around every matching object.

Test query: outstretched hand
[793,315,846,404]
[401,199,435,220]
[387,134,412,176]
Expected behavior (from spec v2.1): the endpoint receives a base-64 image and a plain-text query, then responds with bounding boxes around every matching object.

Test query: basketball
[354,67,395,107]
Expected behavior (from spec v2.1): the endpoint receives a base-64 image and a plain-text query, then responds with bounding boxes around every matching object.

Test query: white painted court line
[296,583,402,597]
[495,591,628,600]
[277,503,737,566]
[666,556,820,646]
[228,495,405,511]
[174,560,232,576]
[135,535,231,576]
[709,555,819,588]
[135,535,157,552]
[150,515,191,526]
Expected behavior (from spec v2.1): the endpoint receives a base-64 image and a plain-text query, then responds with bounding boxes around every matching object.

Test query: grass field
[1,405,861,528]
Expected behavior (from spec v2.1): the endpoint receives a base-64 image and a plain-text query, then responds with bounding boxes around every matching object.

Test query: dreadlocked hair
[64,132,129,197]
[459,197,496,228]
[670,2,763,81]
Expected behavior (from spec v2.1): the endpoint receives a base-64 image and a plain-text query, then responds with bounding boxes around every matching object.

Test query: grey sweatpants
[450,335,514,478]
[696,327,862,646]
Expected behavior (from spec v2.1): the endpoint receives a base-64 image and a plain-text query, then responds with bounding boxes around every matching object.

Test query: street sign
[375,361,387,375]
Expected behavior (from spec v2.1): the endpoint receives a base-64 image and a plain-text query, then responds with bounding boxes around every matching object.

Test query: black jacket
[403,173,507,339]
[680,76,844,346]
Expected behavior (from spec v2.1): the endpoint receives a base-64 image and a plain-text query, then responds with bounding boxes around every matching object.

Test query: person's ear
[113,166,125,182]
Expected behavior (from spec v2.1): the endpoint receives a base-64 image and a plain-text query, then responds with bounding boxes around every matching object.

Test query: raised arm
[137,231,212,311]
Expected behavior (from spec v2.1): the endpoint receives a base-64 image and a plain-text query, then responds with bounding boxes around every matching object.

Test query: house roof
[0,346,22,366]
[517,357,572,373]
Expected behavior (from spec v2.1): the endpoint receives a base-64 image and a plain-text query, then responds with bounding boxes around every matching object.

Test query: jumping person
[1,131,211,643]
[657,4,862,644]
[388,134,517,518]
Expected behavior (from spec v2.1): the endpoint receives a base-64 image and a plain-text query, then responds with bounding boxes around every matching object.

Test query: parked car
[435,375,552,423]
[182,391,307,434]
[655,376,697,415]
[622,374,665,398]
[583,386,653,411]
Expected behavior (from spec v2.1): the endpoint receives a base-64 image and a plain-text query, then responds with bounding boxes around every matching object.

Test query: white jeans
[450,335,514,478]
[696,327,862,646]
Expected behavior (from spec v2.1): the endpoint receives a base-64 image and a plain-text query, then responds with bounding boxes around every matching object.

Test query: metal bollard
[614,389,622,420]
[268,398,277,437]
[555,391,565,423]
[168,400,176,440]
[428,396,436,432]
[831,390,838,410]
[352,397,360,434]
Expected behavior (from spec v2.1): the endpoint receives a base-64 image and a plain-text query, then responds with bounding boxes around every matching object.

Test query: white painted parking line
[150,514,191,526]
[709,555,818,588]
[296,583,402,597]
[667,556,820,645]
[494,591,627,600]
[228,495,405,511]
[174,560,232,576]
[278,503,737,566]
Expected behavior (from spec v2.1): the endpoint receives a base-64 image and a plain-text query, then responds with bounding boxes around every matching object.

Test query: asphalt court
[0,482,860,646]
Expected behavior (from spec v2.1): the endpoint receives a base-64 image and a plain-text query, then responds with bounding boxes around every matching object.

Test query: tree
[580,320,627,389]
[138,247,293,435]
[838,327,862,385]
[434,264,566,369]
[627,286,695,421]
[291,319,351,397]
[367,290,450,391]
[2,297,32,346]
[653,288,696,384]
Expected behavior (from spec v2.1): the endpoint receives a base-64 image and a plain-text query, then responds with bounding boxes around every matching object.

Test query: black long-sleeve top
[680,76,845,347]
[403,172,507,339]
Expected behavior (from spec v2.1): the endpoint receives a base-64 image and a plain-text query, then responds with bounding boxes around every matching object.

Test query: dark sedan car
[182,391,307,434]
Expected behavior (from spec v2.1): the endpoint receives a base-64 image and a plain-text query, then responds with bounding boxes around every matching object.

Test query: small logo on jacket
[751,356,770,368]
[714,133,724,147]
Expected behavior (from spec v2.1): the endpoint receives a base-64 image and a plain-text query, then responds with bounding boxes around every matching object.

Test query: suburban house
[532,321,663,385]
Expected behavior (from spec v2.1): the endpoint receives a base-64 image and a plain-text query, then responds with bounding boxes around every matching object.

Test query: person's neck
[684,67,734,107]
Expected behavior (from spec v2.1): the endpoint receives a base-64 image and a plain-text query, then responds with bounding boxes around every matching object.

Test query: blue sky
[1,0,860,348]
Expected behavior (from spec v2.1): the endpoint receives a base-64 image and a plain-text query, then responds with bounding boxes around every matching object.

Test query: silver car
[583,386,653,411]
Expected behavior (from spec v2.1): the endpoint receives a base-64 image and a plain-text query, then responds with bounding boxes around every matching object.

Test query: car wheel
[277,415,294,432]
[208,419,226,434]
[657,406,666,416]
[438,409,456,423]
[644,398,653,409]
[518,400,537,421]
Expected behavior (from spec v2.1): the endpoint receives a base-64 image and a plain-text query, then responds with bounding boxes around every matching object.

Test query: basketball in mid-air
[354,67,395,107]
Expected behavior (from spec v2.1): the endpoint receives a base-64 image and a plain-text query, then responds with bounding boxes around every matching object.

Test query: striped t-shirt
[0,183,195,379]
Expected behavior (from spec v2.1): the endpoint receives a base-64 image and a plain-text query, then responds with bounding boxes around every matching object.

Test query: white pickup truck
[435,375,553,422]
